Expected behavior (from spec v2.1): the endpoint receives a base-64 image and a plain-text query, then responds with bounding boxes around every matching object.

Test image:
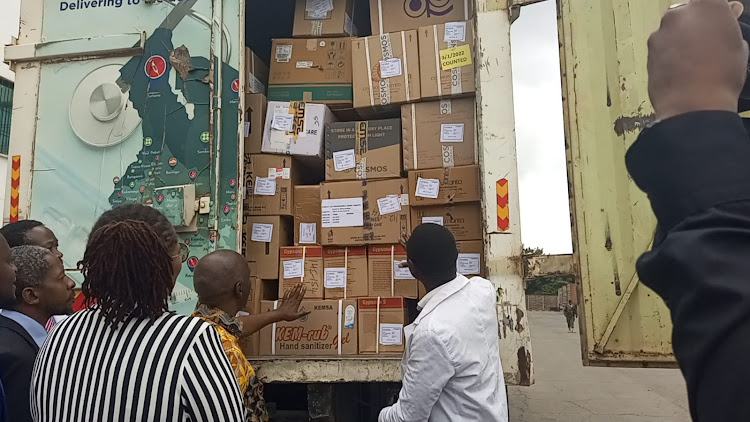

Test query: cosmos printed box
[369,0,473,34]
[279,246,325,300]
[259,299,358,356]
[324,119,402,182]
[323,246,369,299]
[418,21,475,99]
[242,215,294,279]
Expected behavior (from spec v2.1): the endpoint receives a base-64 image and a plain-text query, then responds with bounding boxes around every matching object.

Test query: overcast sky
[0,0,572,254]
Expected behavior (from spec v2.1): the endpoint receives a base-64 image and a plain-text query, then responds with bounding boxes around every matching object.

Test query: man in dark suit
[0,233,17,422]
[0,245,74,422]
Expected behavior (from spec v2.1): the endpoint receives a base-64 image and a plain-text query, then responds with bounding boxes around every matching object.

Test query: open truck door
[558,0,679,367]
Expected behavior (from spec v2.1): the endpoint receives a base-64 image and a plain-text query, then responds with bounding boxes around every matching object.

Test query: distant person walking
[563,300,577,333]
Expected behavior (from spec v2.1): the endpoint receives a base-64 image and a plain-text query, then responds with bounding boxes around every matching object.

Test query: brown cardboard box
[262,102,337,162]
[370,0,472,34]
[367,244,418,299]
[259,299,358,356]
[243,94,267,155]
[358,297,406,354]
[245,154,300,216]
[402,98,476,171]
[410,202,482,241]
[243,216,294,279]
[246,47,269,94]
[294,186,322,246]
[238,277,275,357]
[325,119,402,181]
[456,240,484,277]
[352,31,421,109]
[267,38,353,107]
[323,246,369,299]
[408,165,480,206]
[293,0,360,37]
[279,246,324,299]
[320,178,411,245]
[418,21,475,99]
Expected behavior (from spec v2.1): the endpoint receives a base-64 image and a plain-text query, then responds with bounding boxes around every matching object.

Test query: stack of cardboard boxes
[241,0,480,358]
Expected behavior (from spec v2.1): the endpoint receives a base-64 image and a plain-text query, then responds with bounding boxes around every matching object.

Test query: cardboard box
[418,21,475,99]
[325,119,402,182]
[320,178,411,246]
[323,246,369,299]
[244,94,268,155]
[245,154,301,216]
[408,165,480,206]
[402,98,476,170]
[456,240,484,277]
[239,277,275,357]
[262,102,337,161]
[268,38,354,107]
[246,47,269,94]
[279,246,325,300]
[367,244,418,299]
[294,185,322,246]
[243,216,294,279]
[293,0,360,37]
[370,0,472,34]
[259,299,358,356]
[352,31,421,109]
[410,202,482,241]
[358,297,407,354]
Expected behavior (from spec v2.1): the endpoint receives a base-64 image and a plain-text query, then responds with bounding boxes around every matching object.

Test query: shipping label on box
[279,246,324,299]
[358,297,407,354]
[294,185,322,245]
[320,179,411,245]
[367,244,418,299]
[246,47,269,94]
[244,94,268,155]
[419,21,475,99]
[352,31,421,108]
[323,246,369,299]
[262,102,336,160]
[243,215,294,279]
[259,299,358,356]
[402,98,476,171]
[293,0,360,37]
[268,38,354,106]
[410,202,482,241]
[369,0,472,34]
[456,240,484,277]
[325,119,402,181]
[408,165,480,206]
[244,154,298,216]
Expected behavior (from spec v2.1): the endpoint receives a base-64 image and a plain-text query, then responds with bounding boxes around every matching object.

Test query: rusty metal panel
[558,0,679,366]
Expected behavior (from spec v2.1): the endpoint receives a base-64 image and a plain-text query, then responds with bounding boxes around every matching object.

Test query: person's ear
[234,281,244,299]
[21,286,40,306]
[731,1,745,19]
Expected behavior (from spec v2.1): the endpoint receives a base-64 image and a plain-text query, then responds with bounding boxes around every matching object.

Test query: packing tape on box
[375,296,381,354]
[301,246,307,284]
[355,122,368,180]
[433,29,442,98]
[402,30,411,103]
[272,300,279,355]
[377,0,384,34]
[337,299,343,355]
[365,34,395,107]
[311,20,323,36]
[434,27,463,97]
[410,103,418,169]
[344,247,349,299]
[390,246,395,297]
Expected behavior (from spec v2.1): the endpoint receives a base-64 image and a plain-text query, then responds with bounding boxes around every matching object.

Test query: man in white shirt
[379,223,509,422]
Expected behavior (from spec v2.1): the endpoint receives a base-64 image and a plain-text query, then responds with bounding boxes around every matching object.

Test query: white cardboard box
[262,102,337,161]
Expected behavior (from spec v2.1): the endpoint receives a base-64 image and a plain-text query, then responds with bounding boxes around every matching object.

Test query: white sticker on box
[415,177,440,199]
[268,167,291,179]
[283,259,304,279]
[296,61,314,69]
[244,122,251,137]
[344,305,355,328]
[306,0,333,11]
[457,253,481,275]
[379,323,404,345]
[422,216,444,226]
[275,45,293,63]
[253,177,277,196]
[324,267,347,288]
[299,223,317,244]
[394,261,416,279]
[309,10,327,19]
[251,223,273,243]
[444,22,467,42]
[321,198,364,228]
[333,149,356,171]
[377,196,401,215]
[250,74,265,94]
[440,123,465,142]
[271,113,294,131]
[379,58,403,78]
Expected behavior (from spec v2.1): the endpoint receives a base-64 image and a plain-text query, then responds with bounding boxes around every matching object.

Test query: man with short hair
[191,249,309,422]
[0,245,75,422]
[379,223,508,422]
[0,233,17,422]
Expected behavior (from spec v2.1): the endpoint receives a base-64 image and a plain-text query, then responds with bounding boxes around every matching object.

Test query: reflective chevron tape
[497,178,509,231]
[10,156,20,223]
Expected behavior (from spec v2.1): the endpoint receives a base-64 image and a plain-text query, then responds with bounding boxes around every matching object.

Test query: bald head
[194,250,250,308]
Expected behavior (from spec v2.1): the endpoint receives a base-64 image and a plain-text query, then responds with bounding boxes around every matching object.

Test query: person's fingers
[398,261,408,268]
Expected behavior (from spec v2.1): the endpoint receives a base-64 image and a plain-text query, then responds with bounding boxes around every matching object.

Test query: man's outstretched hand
[277,283,311,321]
[648,0,748,121]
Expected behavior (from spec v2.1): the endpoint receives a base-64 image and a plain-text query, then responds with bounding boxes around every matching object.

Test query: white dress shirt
[379,275,509,422]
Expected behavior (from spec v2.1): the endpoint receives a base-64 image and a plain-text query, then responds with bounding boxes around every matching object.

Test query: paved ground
[508,312,690,422]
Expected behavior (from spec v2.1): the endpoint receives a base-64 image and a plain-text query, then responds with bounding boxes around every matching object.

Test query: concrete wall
[526,294,559,312]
